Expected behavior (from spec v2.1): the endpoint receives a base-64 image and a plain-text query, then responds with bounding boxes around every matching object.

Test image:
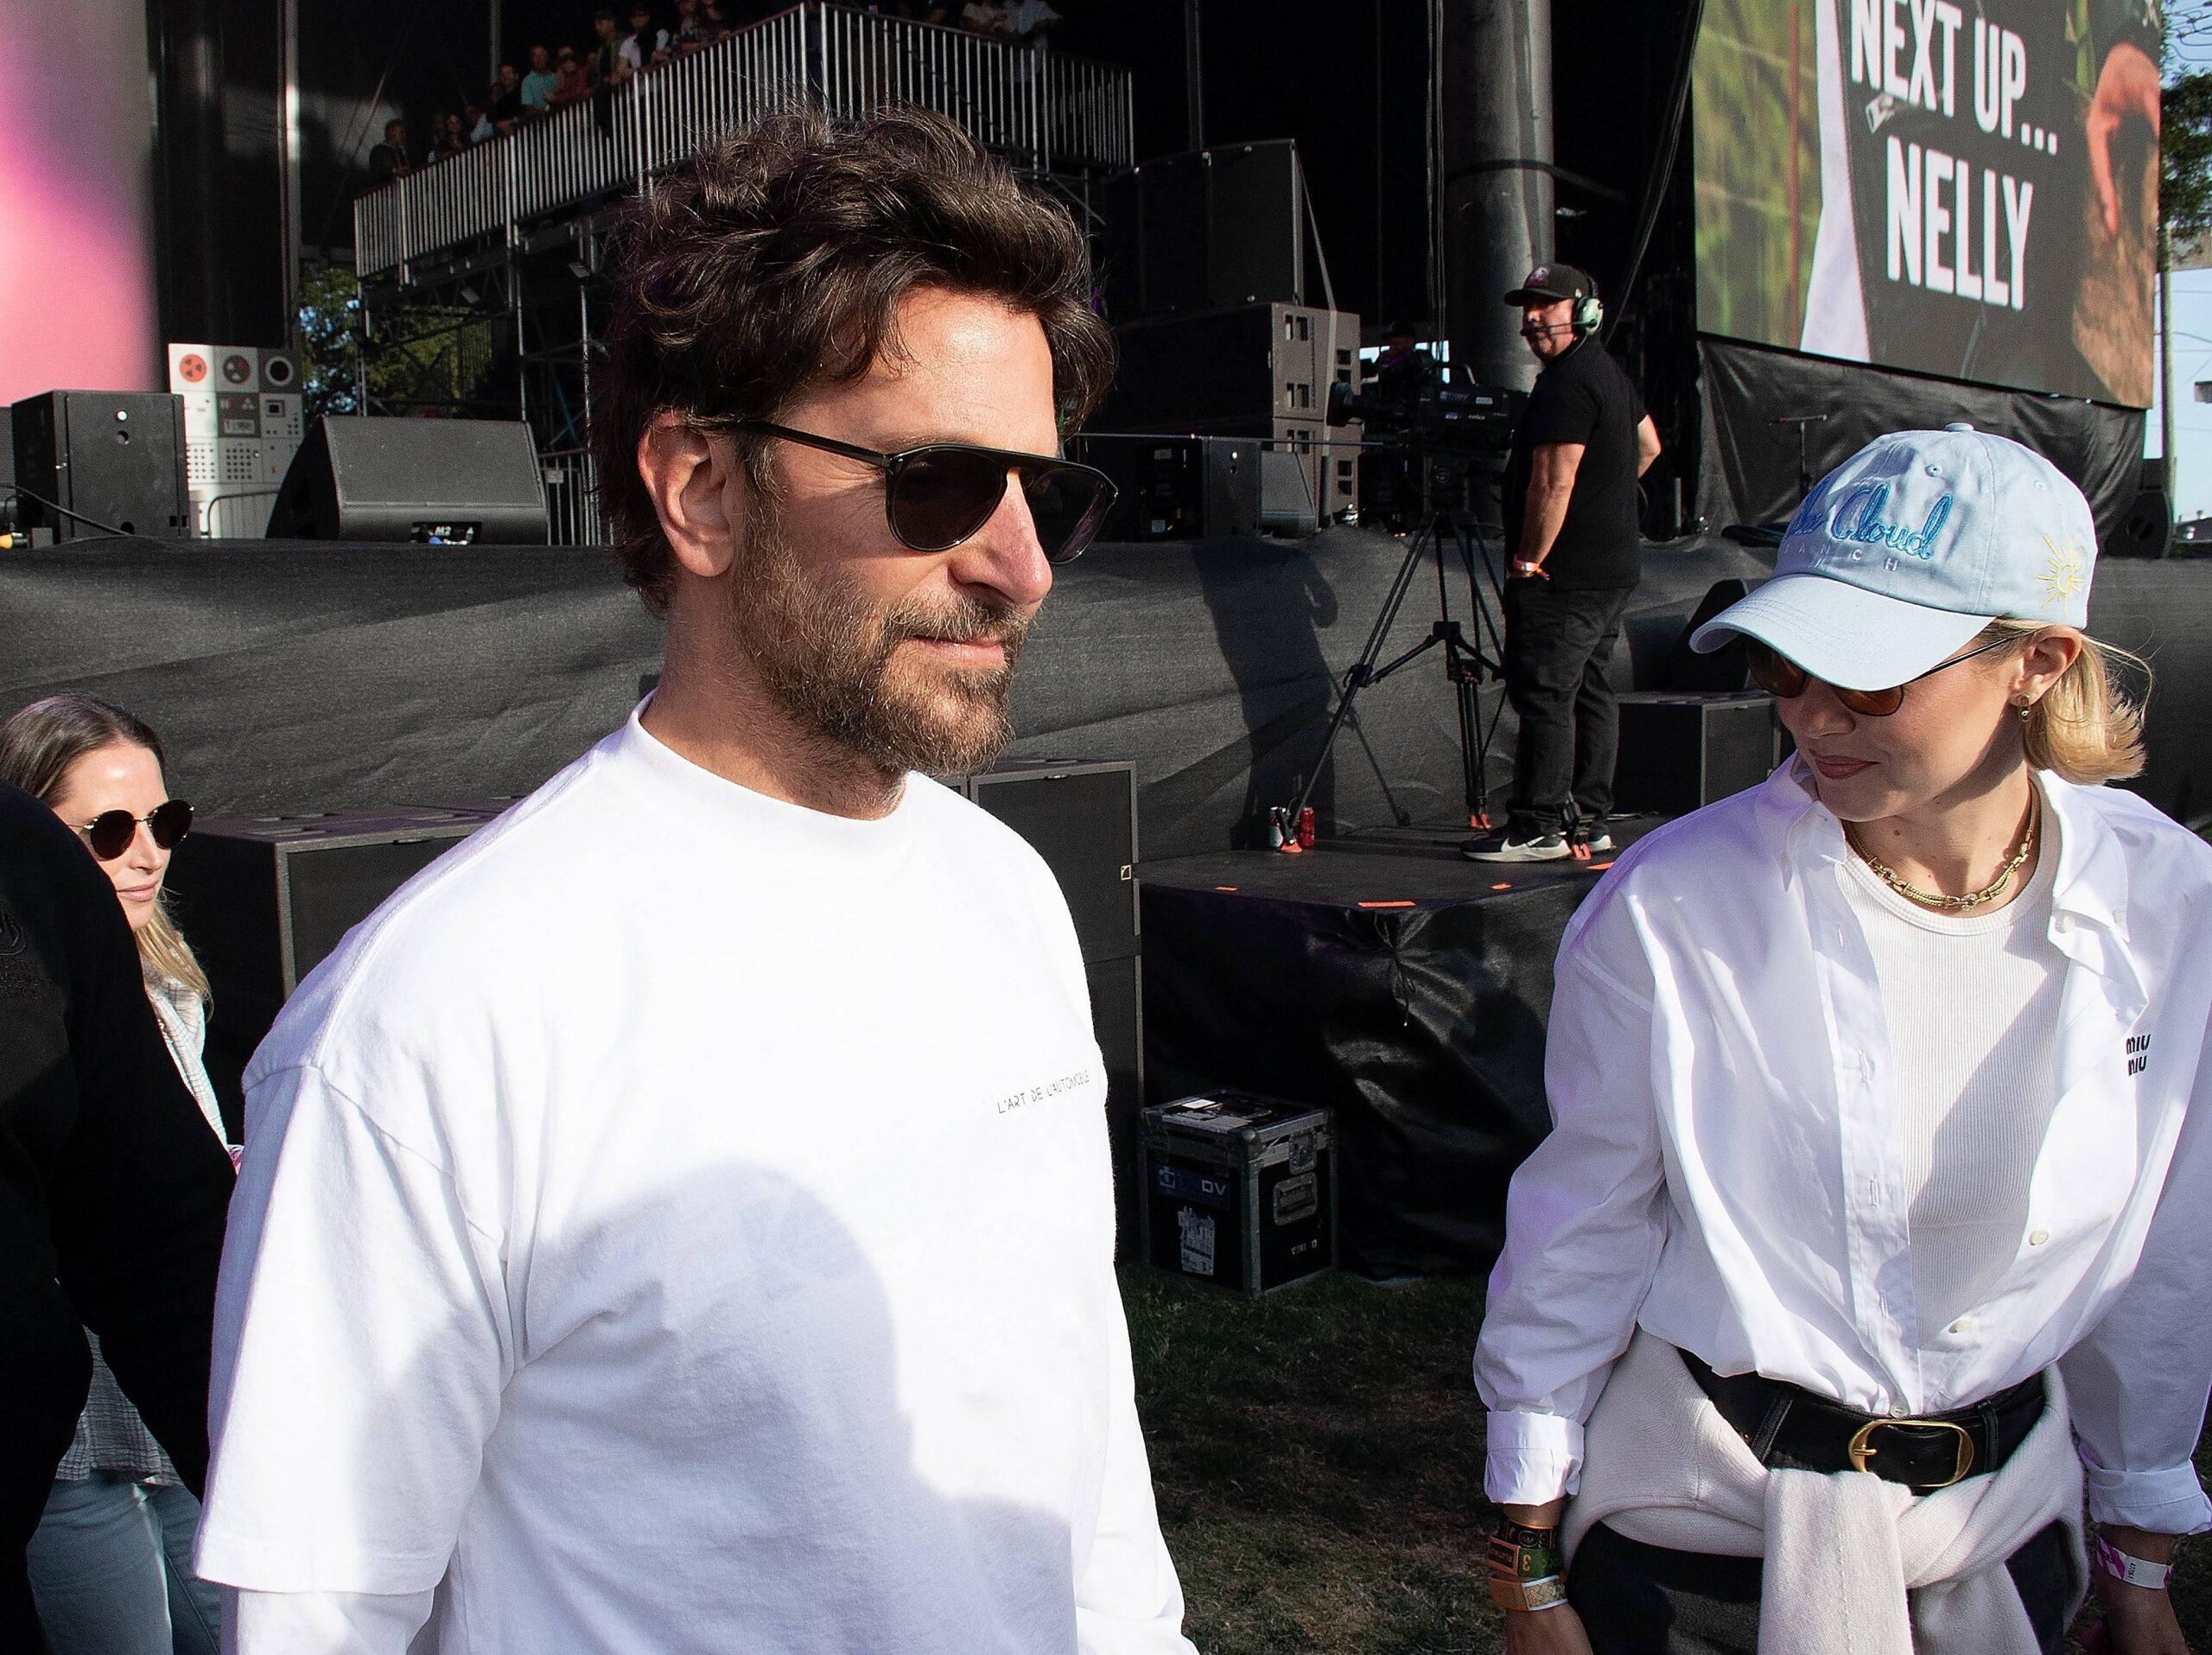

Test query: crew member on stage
[1466,264,1661,863]
[1473,427,2212,1655]
[195,107,1192,1654]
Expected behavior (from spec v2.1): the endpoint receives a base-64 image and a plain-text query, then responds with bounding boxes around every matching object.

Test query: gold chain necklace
[1847,794,2038,913]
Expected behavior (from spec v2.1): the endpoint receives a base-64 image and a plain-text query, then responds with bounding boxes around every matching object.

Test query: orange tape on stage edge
[1357,900,1416,909]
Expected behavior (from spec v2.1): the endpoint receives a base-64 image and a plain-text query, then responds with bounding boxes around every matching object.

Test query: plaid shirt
[54,1337,177,1483]
[54,974,231,1485]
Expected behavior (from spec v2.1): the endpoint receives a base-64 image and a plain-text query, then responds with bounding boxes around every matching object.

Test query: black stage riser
[1139,855,1601,1279]
[4,533,2208,851]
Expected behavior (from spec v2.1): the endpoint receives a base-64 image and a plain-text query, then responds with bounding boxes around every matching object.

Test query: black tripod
[1277,488,1510,844]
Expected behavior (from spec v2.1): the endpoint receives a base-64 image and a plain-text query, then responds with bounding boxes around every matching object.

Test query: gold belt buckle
[1846,1417,1976,1488]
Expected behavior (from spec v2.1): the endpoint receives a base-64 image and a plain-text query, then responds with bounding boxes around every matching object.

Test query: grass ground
[1122,1266,2212,1655]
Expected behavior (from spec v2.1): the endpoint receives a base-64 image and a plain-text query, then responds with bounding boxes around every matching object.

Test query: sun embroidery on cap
[2038,536,2086,609]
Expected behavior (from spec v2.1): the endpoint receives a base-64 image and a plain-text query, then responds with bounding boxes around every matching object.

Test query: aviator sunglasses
[1745,635,2015,717]
[728,420,1118,564]
[75,799,194,862]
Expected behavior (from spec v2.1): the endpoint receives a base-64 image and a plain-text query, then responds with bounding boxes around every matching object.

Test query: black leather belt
[1680,1349,2045,1493]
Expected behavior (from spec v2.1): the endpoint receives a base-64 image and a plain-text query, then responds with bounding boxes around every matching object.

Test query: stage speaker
[1104,140,1306,320]
[1614,691,1781,816]
[266,417,548,544]
[1182,415,1359,532]
[1207,142,1303,309]
[952,758,1144,1247]
[167,805,495,1133]
[1073,433,1301,539]
[9,391,190,540]
[1663,577,1758,691]
[2112,465,2173,558]
[958,759,1139,964]
[1103,302,1361,430]
[1086,952,1147,1251]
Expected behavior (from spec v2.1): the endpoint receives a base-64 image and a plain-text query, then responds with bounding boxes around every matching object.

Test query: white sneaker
[1461,831,1573,863]
[1575,831,1615,855]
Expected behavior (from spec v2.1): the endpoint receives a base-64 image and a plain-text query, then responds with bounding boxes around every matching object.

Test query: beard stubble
[728,493,1033,777]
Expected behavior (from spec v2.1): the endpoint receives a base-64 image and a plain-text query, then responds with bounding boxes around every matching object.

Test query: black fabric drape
[1696,336,2146,551]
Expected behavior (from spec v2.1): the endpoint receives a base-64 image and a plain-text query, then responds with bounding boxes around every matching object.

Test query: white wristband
[2095,1534,2172,1590]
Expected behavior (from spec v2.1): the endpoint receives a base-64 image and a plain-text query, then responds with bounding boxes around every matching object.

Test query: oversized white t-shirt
[195,708,1192,1655]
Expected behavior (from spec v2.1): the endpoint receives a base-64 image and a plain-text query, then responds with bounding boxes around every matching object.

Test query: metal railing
[353,5,1133,282]
[542,449,608,546]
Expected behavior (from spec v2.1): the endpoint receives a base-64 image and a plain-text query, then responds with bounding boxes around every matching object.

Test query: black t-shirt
[1502,337,1647,589]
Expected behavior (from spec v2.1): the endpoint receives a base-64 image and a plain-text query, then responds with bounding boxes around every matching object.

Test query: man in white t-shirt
[194,105,1179,1655]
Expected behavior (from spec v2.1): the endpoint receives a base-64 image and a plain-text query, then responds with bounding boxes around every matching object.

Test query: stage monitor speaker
[167,806,495,1133]
[1614,691,1781,816]
[957,759,1139,965]
[2112,469,2173,558]
[1663,577,1759,691]
[9,391,190,540]
[266,417,548,544]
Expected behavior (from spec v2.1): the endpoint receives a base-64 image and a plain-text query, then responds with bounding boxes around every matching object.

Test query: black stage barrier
[7,532,2200,841]
[1139,828,1660,1279]
[0,529,1777,855]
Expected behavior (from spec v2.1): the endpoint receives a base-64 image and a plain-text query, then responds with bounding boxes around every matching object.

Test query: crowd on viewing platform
[365,0,1064,186]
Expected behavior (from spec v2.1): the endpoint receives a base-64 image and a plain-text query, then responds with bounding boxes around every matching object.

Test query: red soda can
[1296,806,1316,848]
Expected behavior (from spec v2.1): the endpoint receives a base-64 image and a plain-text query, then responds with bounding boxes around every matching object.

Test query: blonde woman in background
[0,694,229,1655]
[1475,429,2210,1655]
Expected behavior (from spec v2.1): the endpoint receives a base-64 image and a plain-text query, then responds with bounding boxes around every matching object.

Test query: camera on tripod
[1328,376,1526,533]
[1325,378,1524,454]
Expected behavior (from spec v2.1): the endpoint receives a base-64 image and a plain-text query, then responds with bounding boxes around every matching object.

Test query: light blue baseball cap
[1691,424,2097,692]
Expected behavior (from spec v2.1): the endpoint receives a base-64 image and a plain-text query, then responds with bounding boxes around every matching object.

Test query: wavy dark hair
[591,104,1116,613]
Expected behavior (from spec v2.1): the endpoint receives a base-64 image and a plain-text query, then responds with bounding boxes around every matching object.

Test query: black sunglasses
[1745,635,2015,717]
[728,420,1117,564]
[76,799,193,861]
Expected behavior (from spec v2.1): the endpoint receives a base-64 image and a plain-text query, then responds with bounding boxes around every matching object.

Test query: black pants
[1568,1518,2077,1655]
[1502,577,1636,840]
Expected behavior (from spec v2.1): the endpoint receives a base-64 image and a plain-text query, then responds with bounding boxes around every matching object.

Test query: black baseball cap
[1503,263,1596,306]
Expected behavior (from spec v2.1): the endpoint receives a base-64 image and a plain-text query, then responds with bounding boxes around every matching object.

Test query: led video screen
[1693,0,2160,407]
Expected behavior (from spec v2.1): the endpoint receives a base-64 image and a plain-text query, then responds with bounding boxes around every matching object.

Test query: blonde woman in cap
[1472,426,2209,1655]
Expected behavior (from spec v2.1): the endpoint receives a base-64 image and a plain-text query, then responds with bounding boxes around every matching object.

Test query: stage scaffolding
[346,4,1133,541]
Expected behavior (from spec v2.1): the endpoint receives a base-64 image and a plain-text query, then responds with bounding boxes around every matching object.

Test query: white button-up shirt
[1474,761,2212,1535]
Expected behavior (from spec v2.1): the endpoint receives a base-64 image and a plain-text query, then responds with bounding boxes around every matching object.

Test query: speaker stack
[1090,140,1361,536]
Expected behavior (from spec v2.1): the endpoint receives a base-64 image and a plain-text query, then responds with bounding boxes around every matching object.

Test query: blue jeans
[26,1475,221,1655]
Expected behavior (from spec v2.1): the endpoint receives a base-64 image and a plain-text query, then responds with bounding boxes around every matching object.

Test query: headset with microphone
[1570,281,1604,335]
[1515,270,1604,341]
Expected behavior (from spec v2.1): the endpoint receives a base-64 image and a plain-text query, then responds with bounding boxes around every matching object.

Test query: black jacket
[0,780,232,1643]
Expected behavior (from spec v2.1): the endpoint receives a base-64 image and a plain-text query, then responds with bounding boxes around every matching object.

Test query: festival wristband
[2094,1534,2173,1590]
[1488,1517,1567,1610]
[1489,1573,1569,1612]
